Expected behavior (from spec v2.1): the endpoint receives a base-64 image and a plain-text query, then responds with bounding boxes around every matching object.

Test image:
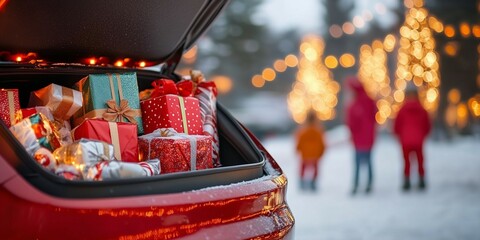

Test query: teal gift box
[73,72,144,134]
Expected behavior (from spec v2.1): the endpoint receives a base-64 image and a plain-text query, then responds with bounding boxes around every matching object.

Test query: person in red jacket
[394,86,431,190]
[346,76,377,194]
[295,111,326,191]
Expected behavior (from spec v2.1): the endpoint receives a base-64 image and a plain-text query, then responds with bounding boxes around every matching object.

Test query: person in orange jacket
[295,111,326,191]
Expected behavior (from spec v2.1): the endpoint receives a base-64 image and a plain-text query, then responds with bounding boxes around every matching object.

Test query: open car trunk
[0,65,265,198]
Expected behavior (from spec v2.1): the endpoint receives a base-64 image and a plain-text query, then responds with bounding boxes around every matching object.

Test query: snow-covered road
[263,127,480,240]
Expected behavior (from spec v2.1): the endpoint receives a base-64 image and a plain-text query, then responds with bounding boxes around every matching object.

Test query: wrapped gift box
[72,119,138,162]
[28,83,83,120]
[15,106,73,145]
[9,113,62,155]
[73,72,143,134]
[140,94,203,135]
[53,139,160,181]
[16,106,55,121]
[0,89,20,127]
[138,128,212,174]
[189,70,221,167]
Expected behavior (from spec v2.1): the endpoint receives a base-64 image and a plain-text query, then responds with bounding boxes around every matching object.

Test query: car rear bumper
[0,160,294,239]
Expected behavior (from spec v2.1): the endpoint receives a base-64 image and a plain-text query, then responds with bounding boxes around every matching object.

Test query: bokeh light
[329,24,343,38]
[211,75,233,94]
[262,68,276,81]
[339,53,355,68]
[459,22,471,38]
[342,22,355,35]
[273,59,287,72]
[444,25,455,38]
[285,54,299,67]
[325,55,338,69]
[251,75,265,88]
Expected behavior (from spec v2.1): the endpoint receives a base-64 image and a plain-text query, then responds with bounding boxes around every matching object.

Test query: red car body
[0,0,294,239]
[0,133,294,239]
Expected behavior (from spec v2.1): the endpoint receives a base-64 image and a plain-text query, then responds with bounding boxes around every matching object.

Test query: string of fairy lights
[252,0,480,124]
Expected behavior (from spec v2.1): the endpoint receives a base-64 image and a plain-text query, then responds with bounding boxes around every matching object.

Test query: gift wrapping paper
[51,139,160,181]
[72,118,138,162]
[194,83,220,167]
[15,106,73,145]
[0,89,20,128]
[9,113,61,155]
[189,70,221,167]
[53,139,159,181]
[28,83,83,120]
[33,147,57,171]
[140,94,203,135]
[138,128,212,174]
[74,72,143,134]
[53,139,116,178]
[95,159,160,180]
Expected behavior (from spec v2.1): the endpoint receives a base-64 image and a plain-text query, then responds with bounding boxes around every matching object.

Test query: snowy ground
[262,126,480,240]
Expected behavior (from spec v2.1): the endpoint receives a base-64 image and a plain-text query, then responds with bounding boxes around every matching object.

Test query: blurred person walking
[295,111,326,191]
[346,76,377,194]
[394,86,431,191]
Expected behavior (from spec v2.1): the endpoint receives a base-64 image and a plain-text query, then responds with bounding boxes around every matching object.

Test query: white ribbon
[139,128,198,171]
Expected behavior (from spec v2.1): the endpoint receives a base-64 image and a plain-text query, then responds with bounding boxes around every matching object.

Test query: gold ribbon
[177,96,189,134]
[52,86,74,120]
[103,99,138,124]
[102,141,110,158]
[160,128,176,137]
[74,109,141,127]
[108,121,122,160]
[7,90,15,125]
[101,73,138,124]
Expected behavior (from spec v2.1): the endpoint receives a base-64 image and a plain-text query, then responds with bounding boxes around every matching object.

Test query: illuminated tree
[394,0,440,114]
[358,39,393,125]
[287,35,340,123]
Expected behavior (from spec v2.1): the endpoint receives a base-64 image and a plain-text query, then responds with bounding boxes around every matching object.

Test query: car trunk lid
[0,0,229,73]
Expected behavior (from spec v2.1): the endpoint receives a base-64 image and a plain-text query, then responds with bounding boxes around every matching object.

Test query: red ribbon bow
[150,79,178,98]
[190,70,218,96]
[150,79,195,98]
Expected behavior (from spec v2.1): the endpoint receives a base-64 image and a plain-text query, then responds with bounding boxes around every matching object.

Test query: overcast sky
[259,0,400,34]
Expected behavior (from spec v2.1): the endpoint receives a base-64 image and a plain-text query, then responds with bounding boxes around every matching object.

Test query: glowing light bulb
[115,60,124,67]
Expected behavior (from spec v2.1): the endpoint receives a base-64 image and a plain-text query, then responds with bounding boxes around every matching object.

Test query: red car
[0,1,294,239]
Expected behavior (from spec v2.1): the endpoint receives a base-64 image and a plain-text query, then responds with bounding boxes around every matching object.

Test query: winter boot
[419,177,426,190]
[310,180,317,191]
[402,178,411,191]
[365,185,372,194]
[300,180,307,190]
